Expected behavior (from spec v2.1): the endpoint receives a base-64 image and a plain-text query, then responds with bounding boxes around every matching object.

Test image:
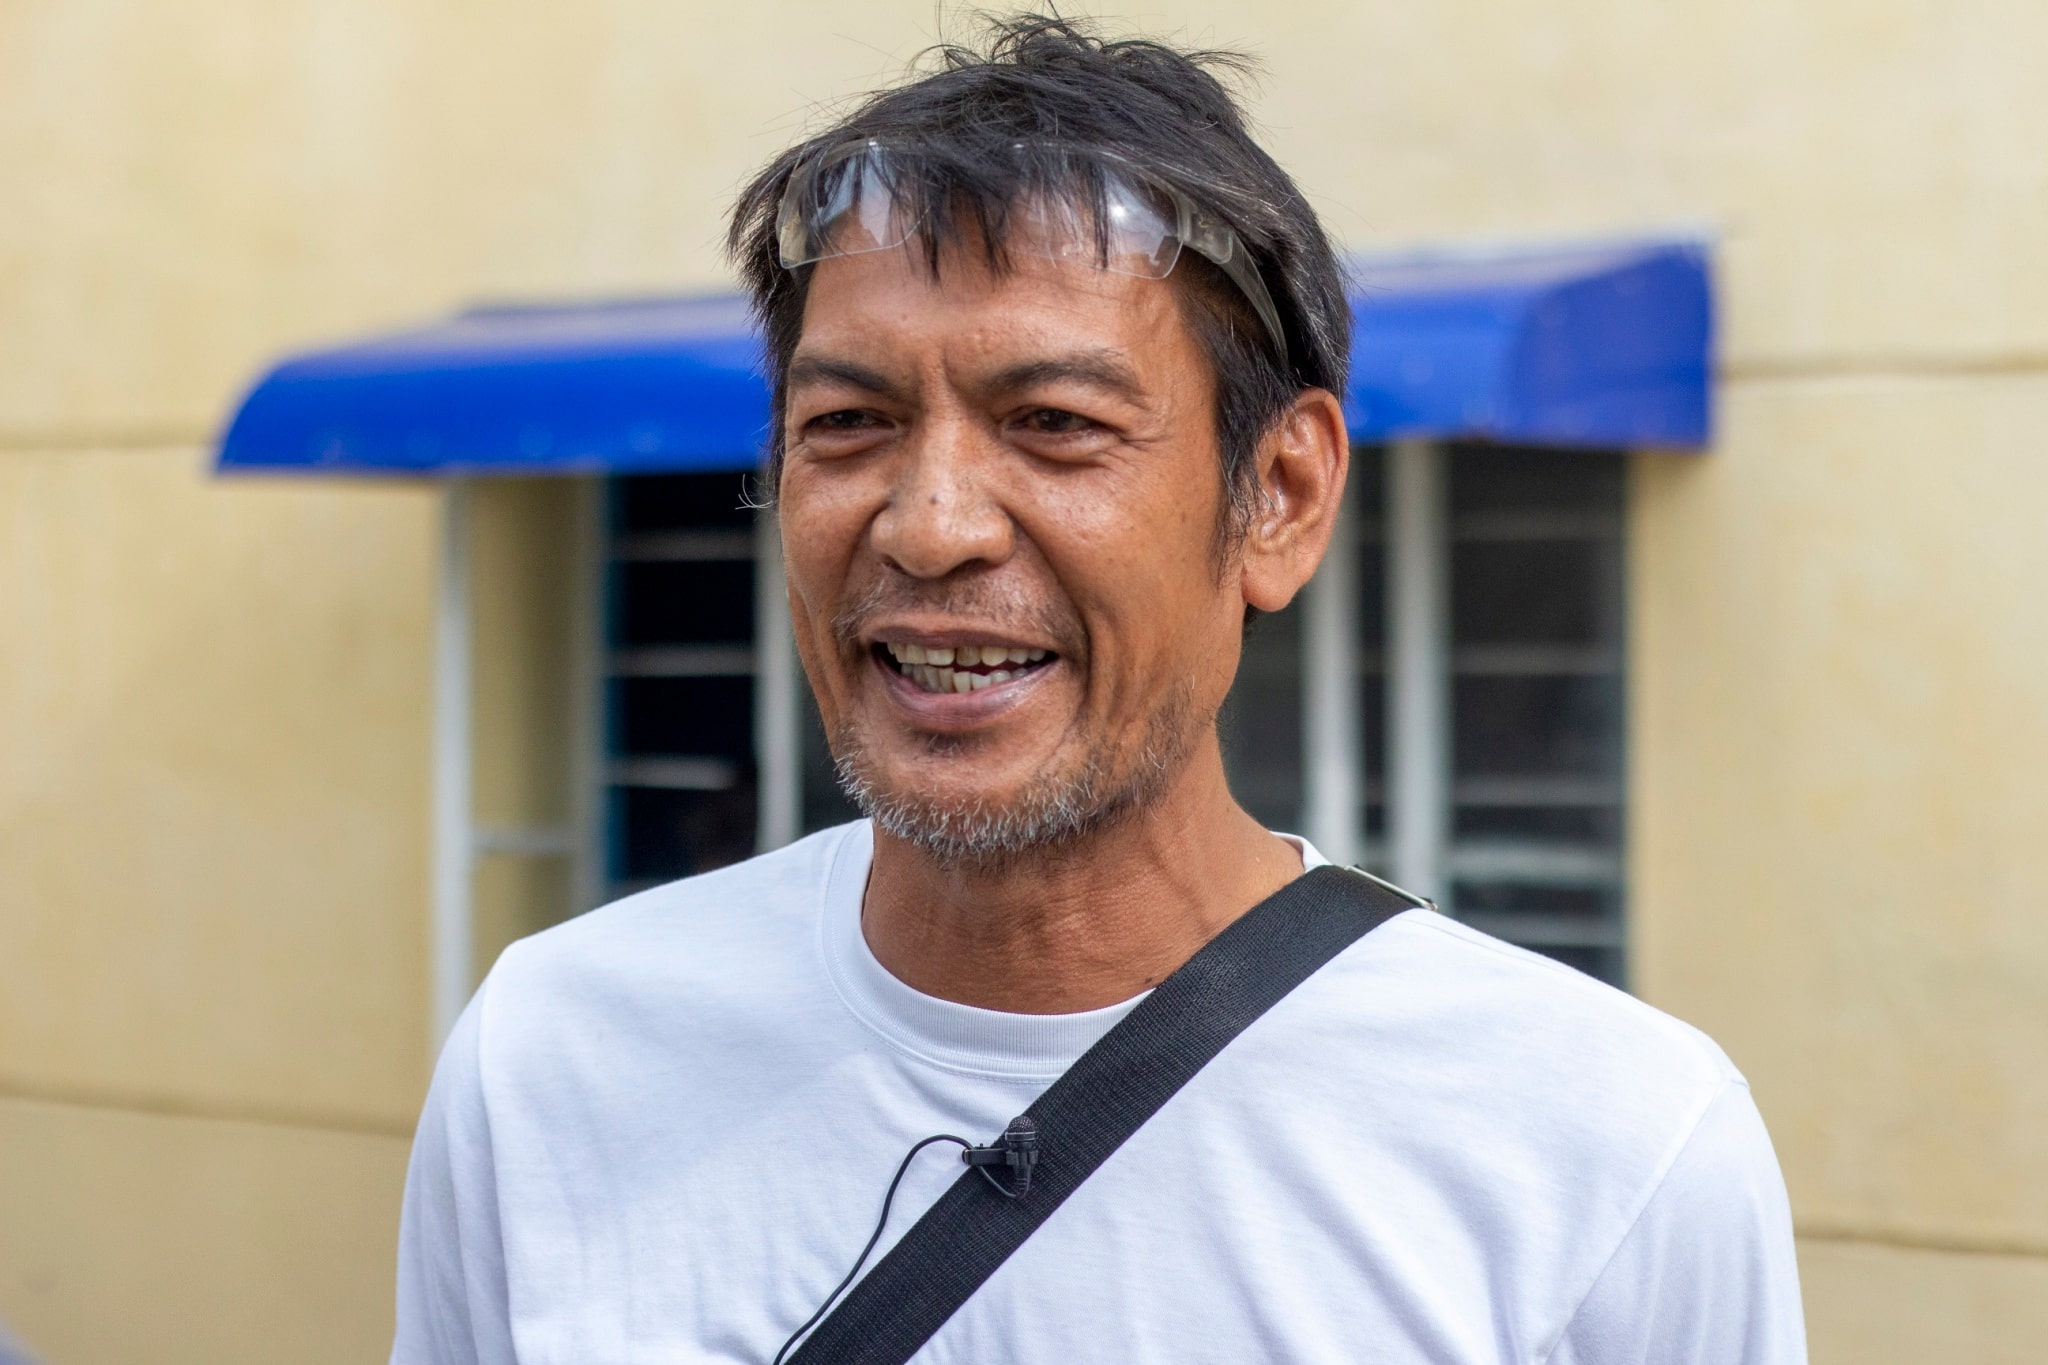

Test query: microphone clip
[961,1115,1039,1198]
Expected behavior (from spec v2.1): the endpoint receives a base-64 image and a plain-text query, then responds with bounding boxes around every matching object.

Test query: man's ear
[1239,387,1349,614]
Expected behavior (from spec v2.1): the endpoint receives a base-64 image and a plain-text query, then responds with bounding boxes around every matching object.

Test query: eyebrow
[986,350,1145,403]
[785,354,904,400]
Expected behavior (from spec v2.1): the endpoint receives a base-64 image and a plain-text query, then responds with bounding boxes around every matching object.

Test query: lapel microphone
[961,1115,1039,1198]
[772,1115,1040,1364]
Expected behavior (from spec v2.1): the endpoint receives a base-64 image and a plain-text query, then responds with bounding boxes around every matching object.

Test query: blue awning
[217,294,771,476]
[1344,239,1711,448]
[216,238,1710,476]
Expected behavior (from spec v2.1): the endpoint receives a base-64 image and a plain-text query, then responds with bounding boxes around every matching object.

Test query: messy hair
[727,13,1350,539]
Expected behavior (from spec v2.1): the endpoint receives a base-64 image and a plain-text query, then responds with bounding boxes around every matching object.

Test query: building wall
[0,450,436,1359]
[1633,376,2048,1351]
[0,1099,410,1364]
[2,0,2043,1358]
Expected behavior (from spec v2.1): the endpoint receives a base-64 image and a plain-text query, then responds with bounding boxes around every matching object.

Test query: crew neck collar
[816,821,1330,1084]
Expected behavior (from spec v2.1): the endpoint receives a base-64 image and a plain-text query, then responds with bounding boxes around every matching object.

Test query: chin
[834,738,1182,874]
[854,786,1117,870]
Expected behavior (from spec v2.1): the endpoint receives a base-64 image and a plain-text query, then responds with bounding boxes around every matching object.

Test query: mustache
[831,567,1080,652]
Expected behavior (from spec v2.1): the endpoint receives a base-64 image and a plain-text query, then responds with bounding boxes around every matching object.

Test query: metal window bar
[1297,442,1628,986]
[598,473,773,901]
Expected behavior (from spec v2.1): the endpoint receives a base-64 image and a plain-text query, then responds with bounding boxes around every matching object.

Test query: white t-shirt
[394,821,1805,1364]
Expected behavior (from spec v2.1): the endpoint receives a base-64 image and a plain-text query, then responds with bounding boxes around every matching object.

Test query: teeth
[886,641,1055,689]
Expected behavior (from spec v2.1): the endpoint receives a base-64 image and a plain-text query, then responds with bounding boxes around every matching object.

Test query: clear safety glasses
[775,139,1290,367]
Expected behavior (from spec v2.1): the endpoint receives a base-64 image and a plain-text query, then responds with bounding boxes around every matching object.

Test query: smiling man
[393,17,1805,1364]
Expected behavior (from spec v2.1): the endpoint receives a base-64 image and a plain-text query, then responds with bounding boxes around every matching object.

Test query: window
[1228,443,1627,984]
[1442,446,1626,984]
[600,444,1627,984]
[601,473,763,900]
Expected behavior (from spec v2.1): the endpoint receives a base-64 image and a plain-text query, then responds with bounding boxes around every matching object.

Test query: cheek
[1023,472,1234,699]
[779,464,864,581]
[776,472,871,679]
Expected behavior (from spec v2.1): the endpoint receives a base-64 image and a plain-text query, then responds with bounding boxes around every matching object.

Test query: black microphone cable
[771,1117,1038,1365]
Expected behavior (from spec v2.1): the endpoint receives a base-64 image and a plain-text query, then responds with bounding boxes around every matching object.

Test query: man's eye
[807,409,881,433]
[1019,408,1094,435]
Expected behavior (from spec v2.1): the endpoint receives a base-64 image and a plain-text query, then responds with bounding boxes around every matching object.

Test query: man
[394,16,1805,1363]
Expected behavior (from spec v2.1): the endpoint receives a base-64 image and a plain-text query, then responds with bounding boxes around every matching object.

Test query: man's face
[778,234,1252,863]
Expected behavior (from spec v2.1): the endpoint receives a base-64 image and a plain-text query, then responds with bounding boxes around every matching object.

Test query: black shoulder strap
[785,863,1423,1365]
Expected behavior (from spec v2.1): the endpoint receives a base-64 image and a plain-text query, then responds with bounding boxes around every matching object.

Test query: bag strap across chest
[784,863,1425,1365]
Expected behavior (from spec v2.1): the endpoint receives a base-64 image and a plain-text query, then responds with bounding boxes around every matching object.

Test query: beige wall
[0,450,437,1127]
[4,0,2044,1358]
[1633,377,2048,1261]
[0,1097,409,1365]
[1801,1239,2048,1365]
[0,449,438,1353]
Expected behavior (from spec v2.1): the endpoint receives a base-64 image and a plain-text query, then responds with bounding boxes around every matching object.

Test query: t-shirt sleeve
[1548,1080,1807,1365]
[391,989,518,1365]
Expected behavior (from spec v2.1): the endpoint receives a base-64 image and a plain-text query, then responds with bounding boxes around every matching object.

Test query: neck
[860,739,1306,1013]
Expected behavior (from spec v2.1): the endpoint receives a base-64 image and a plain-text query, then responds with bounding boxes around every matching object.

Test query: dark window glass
[611,676,755,760]
[612,472,756,533]
[1454,804,1621,843]
[1222,602,1305,833]
[604,473,760,895]
[1356,445,1389,842]
[614,781,759,886]
[1512,942,1609,979]
[1447,443,1627,986]
[615,560,757,646]
[1450,445,1624,513]
[1453,675,1623,777]
[1453,542,1611,644]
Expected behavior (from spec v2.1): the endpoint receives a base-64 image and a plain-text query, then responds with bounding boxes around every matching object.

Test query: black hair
[727,12,1350,540]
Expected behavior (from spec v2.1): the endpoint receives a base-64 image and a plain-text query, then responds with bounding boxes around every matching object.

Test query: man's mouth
[874,641,1057,695]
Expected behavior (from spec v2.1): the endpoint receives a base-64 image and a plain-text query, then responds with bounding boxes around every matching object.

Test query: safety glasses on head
[774,139,1290,369]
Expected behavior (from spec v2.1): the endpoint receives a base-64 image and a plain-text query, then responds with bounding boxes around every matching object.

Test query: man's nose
[868,417,1015,580]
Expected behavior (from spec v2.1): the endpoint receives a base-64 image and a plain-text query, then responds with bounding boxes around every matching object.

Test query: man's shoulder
[1245,909,1793,1352]
[1292,907,1746,1168]
[1378,908,1736,1079]
[481,821,863,1016]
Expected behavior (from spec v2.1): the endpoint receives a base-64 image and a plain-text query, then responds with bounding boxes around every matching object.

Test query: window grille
[603,445,1627,985]
[1442,446,1626,983]
[1227,443,1627,984]
[601,473,762,899]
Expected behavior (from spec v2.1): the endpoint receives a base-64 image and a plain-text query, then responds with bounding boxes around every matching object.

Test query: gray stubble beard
[830,676,1206,875]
